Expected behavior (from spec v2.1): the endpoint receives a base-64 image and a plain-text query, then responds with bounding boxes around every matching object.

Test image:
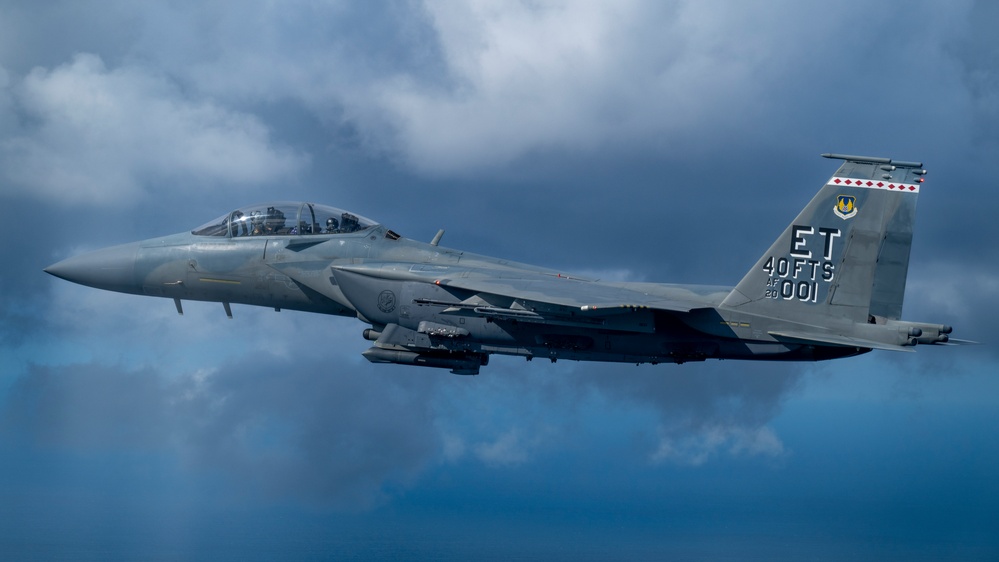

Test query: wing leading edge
[325,263,707,334]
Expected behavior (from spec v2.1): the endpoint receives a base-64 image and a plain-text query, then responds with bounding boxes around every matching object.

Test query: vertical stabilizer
[720,154,926,324]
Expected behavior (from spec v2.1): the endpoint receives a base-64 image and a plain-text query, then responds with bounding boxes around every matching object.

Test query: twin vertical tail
[721,154,932,336]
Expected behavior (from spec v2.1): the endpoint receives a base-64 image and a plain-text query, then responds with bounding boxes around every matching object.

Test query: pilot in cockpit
[340,213,359,233]
[325,217,339,234]
[263,206,285,234]
[250,211,264,235]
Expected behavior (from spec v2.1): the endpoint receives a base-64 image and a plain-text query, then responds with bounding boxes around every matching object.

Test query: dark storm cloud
[1,356,440,507]
[947,0,999,143]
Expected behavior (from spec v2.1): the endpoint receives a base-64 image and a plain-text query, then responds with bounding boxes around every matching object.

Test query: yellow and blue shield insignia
[834,195,857,219]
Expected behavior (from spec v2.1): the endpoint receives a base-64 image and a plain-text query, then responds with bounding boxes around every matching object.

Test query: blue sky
[1,1,997,560]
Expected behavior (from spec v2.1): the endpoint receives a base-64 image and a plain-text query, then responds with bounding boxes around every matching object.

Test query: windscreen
[192,203,377,237]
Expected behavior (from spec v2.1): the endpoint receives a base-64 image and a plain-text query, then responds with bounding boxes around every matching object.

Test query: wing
[417,271,697,313]
[269,260,721,333]
[335,262,703,333]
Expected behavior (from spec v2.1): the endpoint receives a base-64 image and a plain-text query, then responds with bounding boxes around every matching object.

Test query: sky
[1,1,998,560]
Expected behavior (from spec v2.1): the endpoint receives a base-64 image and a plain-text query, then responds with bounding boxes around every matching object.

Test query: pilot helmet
[326,217,338,229]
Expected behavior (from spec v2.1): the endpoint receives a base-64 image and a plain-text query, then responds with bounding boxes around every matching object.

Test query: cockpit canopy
[192,202,377,238]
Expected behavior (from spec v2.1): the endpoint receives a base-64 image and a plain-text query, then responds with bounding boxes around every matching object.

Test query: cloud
[651,424,786,466]
[1,356,439,509]
[905,259,995,351]
[31,271,391,392]
[21,1,791,176]
[564,360,802,464]
[0,53,308,206]
[4,0,971,184]
[427,356,802,471]
[946,0,999,142]
[360,0,971,175]
[1,267,441,509]
[473,428,532,467]
[374,0,783,173]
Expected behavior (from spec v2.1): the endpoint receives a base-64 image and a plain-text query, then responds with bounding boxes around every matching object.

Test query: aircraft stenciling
[762,225,841,303]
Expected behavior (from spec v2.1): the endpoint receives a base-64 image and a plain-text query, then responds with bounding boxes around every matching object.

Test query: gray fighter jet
[46,154,967,374]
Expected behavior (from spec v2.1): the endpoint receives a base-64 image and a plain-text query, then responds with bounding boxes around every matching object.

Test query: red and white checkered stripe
[827,177,920,193]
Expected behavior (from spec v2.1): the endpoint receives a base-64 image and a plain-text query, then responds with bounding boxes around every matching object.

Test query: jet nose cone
[45,242,140,293]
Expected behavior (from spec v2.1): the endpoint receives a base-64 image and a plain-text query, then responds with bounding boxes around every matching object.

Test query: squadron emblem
[834,195,857,219]
[377,290,397,313]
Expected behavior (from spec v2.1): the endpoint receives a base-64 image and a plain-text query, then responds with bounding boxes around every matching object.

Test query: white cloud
[651,424,786,466]
[473,428,532,467]
[43,0,967,181]
[84,1,803,175]
[0,53,308,205]
[371,0,795,173]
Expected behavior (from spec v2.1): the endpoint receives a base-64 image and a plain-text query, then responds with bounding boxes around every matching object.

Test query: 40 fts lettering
[762,225,841,302]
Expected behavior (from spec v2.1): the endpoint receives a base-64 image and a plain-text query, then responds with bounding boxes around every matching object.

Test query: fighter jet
[45,154,967,374]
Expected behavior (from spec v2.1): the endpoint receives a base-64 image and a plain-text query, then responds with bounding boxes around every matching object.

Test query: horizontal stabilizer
[769,330,916,353]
